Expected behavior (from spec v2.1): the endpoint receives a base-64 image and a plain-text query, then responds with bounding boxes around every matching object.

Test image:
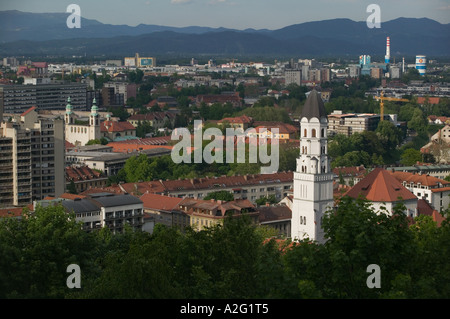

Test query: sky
[1,0,449,30]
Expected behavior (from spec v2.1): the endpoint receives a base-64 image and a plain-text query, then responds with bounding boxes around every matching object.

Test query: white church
[291,89,334,244]
[65,97,101,146]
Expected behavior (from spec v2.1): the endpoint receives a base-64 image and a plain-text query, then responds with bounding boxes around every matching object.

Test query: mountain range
[0,10,449,57]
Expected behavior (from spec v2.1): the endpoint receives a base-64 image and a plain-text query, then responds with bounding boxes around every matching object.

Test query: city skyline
[1,0,449,30]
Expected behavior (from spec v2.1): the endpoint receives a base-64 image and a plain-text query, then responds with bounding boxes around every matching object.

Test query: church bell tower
[291,89,334,243]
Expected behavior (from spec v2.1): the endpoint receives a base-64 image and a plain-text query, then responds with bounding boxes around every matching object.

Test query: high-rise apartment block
[0,107,65,207]
[0,82,87,115]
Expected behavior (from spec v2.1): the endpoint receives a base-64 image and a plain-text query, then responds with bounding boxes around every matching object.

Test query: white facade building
[291,90,334,243]
[65,97,101,146]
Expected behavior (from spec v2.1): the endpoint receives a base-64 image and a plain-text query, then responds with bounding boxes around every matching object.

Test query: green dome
[90,98,99,116]
[65,97,73,115]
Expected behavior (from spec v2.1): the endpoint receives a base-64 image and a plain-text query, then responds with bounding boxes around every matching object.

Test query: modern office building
[284,69,302,86]
[327,110,383,137]
[0,82,87,115]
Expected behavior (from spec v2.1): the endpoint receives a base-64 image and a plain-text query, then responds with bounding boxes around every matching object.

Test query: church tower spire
[65,96,74,124]
[90,98,99,126]
[89,97,101,141]
[291,89,334,243]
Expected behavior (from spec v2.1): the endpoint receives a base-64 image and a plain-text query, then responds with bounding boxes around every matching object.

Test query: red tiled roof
[333,165,367,177]
[65,140,76,150]
[179,198,255,217]
[108,135,171,146]
[258,206,292,223]
[120,181,166,195]
[91,171,293,197]
[66,166,105,182]
[59,193,86,200]
[345,168,416,202]
[219,115,253,125]
[0,207,24,218]
[252,121,299,134]
[431,186,450,193]
[388,171,449,188]
[159,171,293,192]
[106,143,173,153]
[432,210,446,227]
[417,199,434,216]
[100,121,136,133]
[140,193,183,211]
[417,97,440,105]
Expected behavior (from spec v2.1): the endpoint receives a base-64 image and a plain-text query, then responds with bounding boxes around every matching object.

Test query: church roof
[344,168,416,203]
[301,89,327,120]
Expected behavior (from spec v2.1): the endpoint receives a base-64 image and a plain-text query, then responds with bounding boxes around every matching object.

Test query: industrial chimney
[385,37,390,64]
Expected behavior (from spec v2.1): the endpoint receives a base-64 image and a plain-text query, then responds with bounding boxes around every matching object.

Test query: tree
[255,195,278,206]
[86,139,101,145]
[204,191,234,202]
[408,108,428,134]
[401,148,422,165]
[376,120,403,150]
[136,120,154,138]
[0,204,96,298]
[316,196,414,298]
[122,154,153,182]
[67,180,78,194]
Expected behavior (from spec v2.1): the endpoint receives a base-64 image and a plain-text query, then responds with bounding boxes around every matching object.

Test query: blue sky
[1,0,449,29]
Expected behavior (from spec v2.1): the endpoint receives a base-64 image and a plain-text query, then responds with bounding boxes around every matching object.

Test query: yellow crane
[374,91,409,121]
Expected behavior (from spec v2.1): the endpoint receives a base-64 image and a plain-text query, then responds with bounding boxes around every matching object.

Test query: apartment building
[0,82,87,115]
[66,166,108,194]
[59,192,144,233]
[103,82,137,102]
[284,69,302,86]
[0,106,65,206]
[178,197,258,231]
[139,193,187,231]
[101,171,294,204]
[327,110,382,136]
[66,147,171,176]
[388,170,450,213]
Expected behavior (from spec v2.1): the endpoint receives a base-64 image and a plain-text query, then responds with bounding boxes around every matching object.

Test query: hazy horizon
[1,0,449,30]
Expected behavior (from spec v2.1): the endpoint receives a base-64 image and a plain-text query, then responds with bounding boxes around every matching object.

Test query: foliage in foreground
[0,197,448,299]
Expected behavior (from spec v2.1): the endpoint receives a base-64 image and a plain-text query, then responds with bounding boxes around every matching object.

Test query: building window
[312,129,316,137]
[321,129,325,137]
[304,129,307,137]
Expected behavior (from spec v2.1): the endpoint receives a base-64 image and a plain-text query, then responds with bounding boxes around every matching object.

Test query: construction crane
[374,91,409,121]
